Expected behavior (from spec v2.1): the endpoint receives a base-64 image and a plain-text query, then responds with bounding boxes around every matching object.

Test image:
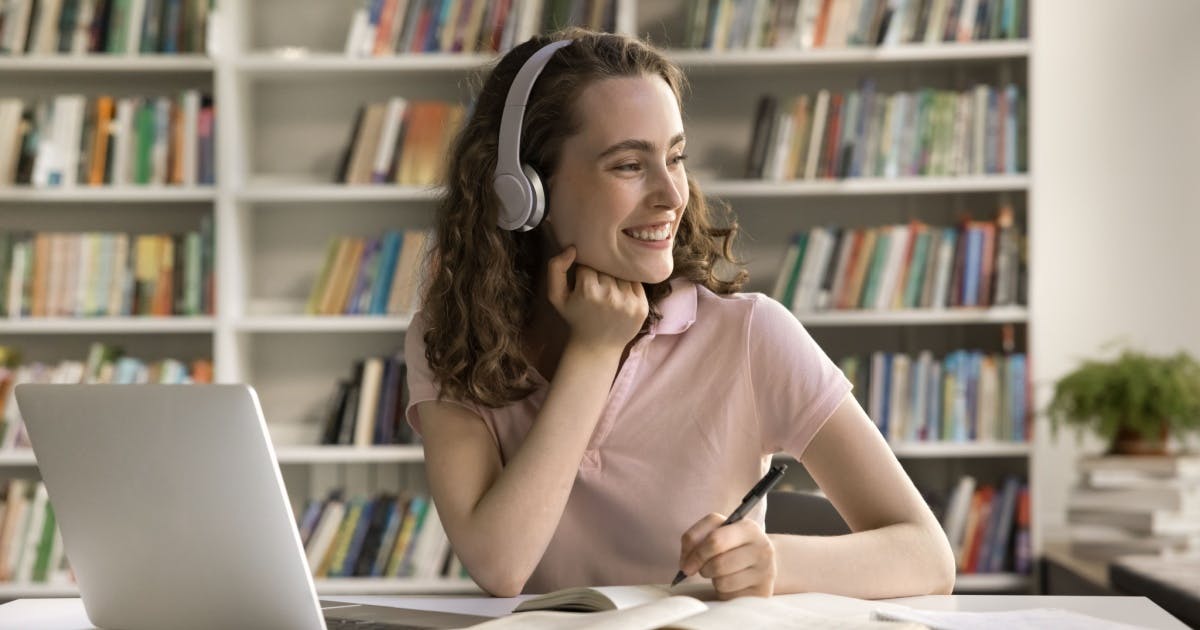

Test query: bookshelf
[0,0,1033,597]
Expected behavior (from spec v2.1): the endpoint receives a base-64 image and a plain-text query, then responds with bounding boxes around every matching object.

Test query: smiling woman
[404,27,956,601]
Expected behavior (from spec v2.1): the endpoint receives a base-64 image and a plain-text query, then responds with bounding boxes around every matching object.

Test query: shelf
[0,583,79,598]
[236,315,412,333]
[231,42,1029,76]
[954,573,1033,592]
[237,52,494,75]
[0,451,35,466]
[234,175,1027,203]
[667,41,1030,70]
[0,186,216,203]
[0,446,425,467]
[0,54,214,72]
[0,317,216,334]
[703,175,1029,197]
[275,446,424,464]
[314,578,480,595]
[238,179,439,203]
[889,442,1031,458]
[792,307,1028,326]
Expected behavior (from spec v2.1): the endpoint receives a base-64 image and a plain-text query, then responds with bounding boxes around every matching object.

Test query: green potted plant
[1047,349,1200,455]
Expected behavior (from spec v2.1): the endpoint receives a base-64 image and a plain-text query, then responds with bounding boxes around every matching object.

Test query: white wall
[1030,0,1200,546]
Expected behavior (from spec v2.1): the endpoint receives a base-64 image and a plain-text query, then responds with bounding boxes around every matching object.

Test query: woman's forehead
[572,75,684,148]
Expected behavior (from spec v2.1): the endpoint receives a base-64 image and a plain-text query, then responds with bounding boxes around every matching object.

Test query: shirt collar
[650,277,698,336]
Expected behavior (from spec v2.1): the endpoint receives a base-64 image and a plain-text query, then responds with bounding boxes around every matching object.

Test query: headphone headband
[494,39,574,231]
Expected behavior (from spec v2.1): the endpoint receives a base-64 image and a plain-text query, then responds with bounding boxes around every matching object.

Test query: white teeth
[626,227,670,242]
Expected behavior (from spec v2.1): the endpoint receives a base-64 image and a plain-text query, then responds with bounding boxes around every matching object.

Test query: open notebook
[468,584,926,629]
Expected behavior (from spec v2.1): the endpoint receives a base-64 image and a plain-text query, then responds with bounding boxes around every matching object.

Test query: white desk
[0,594,1187,629]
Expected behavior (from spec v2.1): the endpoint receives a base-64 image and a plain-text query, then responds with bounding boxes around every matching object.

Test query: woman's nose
[650,164,686,209]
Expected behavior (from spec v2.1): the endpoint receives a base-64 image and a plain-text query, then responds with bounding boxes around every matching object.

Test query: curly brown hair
[420,27,748,409]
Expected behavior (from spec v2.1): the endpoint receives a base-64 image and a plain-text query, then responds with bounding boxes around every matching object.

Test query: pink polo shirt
[404,278,852,593]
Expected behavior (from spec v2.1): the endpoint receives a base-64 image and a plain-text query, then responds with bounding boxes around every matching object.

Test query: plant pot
[1108,422,1170,456]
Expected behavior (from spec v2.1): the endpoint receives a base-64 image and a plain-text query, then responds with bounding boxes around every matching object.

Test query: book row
[299,490,465,581]
[0,480,69,585]
[342,0,615,58]
[320,356,416,448]
[840,349,1029,443]
[306,229,430,318]
[940,475,1030,575]
[336,99,466,187]
[683,0,1027,51]
[0,224,215,318]
[0,92,216,188]
[0,343,213,450]
[774,206,1024,313]
[0,0,212,56]
[745,82,1026,181]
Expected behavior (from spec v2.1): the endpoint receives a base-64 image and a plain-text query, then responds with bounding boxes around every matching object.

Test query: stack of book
[745,81,1025,181]
[0,92,216,188]
[305,229,430,317]
[341,0,614,57]
[298,490,465,581]
[941,474,1031,575]
[774,206,1025,313]
[0,223,216,319]
[840,348,1029,444]
[0,480,70,586]
[682,0,1028,51]
[1067,455,1200,561]
[0,0,213,56]
[336,99,466,187]
[320,356,414,447]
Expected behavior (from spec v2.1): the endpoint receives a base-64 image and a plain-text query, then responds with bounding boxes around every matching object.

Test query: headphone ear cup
[520,163,546,232]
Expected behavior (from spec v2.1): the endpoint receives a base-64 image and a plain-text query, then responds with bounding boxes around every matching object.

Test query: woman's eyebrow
[596,132,686,160]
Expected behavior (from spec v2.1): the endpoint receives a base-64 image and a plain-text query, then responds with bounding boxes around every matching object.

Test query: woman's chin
[633,264,674,285]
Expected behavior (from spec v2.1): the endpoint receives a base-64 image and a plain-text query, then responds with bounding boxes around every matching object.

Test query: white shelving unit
[0,0,1033,598]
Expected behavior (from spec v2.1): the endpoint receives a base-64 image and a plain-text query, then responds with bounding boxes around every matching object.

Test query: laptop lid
[15,384,326,630]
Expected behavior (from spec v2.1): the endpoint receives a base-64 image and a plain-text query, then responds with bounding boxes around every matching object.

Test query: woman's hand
[546,246,649,352]
[678,514,777,600]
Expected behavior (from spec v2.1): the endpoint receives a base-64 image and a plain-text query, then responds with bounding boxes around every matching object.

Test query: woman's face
[544,74,689,284]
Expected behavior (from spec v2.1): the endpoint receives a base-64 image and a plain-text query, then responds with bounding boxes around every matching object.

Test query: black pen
[671,463,788,587]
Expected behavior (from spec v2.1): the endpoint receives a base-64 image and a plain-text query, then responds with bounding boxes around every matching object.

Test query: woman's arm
[416,340,621,597]
[677,393,955,599]
[770,393,957,597]
[416,248,649,597]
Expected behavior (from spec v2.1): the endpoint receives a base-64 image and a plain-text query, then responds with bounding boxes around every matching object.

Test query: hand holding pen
[672,464,787,595]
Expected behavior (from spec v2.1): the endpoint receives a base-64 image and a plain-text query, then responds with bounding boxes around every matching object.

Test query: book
[1077,455,1200,479]
[501,587,923,630]
[1067,507,1200,537]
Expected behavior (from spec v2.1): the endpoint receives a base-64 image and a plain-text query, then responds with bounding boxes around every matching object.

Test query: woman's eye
[616,154,687,172]
[616,163,641,172]
[671,153,689,165]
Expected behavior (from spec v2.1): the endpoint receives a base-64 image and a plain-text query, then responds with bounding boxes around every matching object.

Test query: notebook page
[664,597,926,630]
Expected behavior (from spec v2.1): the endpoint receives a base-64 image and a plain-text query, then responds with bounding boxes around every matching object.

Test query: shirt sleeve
[404,312,483,438]
[747,295,854,460]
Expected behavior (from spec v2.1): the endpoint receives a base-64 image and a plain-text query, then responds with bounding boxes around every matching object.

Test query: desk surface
[0,594,1187,629]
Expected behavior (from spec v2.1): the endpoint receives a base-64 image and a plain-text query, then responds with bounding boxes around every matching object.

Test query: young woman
[404,27,955,599]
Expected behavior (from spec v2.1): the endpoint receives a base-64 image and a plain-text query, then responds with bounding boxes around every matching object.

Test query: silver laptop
[15,384,490,630]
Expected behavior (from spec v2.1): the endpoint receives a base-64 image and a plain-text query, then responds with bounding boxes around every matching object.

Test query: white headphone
[493,39,574,232]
